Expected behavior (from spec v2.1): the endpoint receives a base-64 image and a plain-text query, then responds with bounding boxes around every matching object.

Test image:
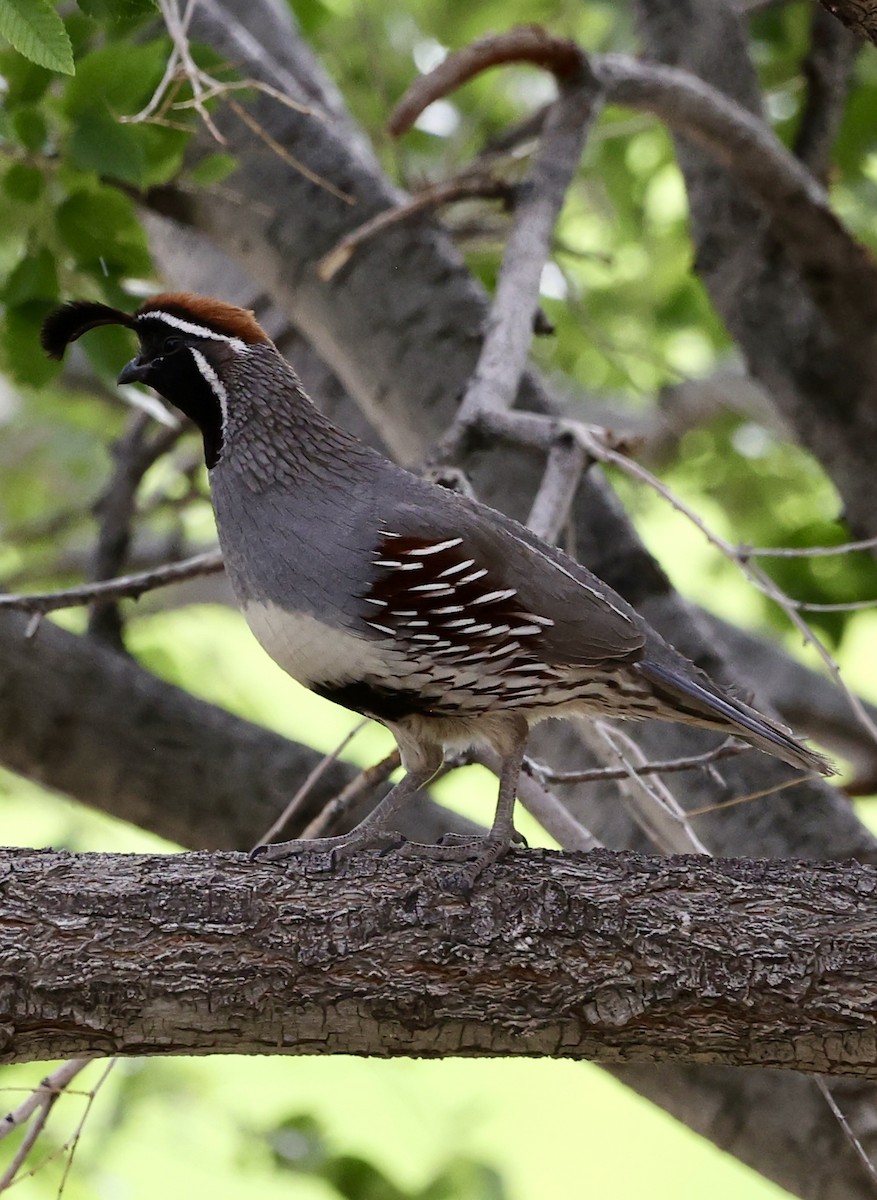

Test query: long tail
[636,660,835,776]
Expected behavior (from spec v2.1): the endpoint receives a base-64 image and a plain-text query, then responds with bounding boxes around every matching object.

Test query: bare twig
[814,1077,877,1191]
[317,174,513,281]
[579,721,710,854]
[0,1058,94,1190]
[120,0,347,201]
[256,720,367,848]
[87,417,184,648]
[0,551,224,615]
[301,751,401,838]
[0,1061,92,1145]
[227,101,353,204]
[739,536,877,558]
[525,740,744,785]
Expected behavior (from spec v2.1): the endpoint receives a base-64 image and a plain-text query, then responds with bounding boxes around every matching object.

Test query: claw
[249,826,406,866]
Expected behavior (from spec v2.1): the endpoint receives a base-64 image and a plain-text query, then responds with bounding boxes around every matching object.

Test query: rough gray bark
[816,0,875,46]
[2,846,876,1074]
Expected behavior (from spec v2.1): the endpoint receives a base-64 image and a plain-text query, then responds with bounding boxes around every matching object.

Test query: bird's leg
[250,750,442,864]
[408,720,529,878]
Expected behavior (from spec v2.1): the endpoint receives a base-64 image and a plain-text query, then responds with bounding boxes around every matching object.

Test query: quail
[42,293,832,874]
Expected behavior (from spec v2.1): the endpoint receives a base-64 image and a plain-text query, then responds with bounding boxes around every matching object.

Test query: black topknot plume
[40,301,137,360]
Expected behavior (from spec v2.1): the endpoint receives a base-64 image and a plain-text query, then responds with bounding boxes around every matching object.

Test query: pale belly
[241,598,401,687]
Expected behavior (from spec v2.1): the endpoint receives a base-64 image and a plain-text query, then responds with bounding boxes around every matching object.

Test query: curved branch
[388,27,586,136]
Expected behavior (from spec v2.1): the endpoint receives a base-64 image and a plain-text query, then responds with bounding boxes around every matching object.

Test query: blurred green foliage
[0,0,875,1197]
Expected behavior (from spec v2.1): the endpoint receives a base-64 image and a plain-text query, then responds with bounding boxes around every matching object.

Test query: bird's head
[41,292,271,467]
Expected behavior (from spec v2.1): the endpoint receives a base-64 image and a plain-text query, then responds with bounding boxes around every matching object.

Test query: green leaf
[0,47,52,104]
[188,153,238,187]
[2,301,59,386]
[56,185,151,275]
[2,163,44,203]
[63,40,169,117]
[10,104,47,150]
[69,107,147,186]
[0,0,74,75]
[3,246,59,305]
[77,0,158,18]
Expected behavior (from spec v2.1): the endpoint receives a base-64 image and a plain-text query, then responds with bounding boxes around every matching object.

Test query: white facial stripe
[138,310,248,352]
[189,347,229,430]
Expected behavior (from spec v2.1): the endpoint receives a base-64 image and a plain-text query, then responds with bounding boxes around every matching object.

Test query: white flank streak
[139,311,248,351]
[374,559,403,568]
[472,589,516,605]
[430,605,464,615]
[408,583,455,593]
[366,621,395,635]
[405,538,464,556]
[365,597,388,607]
[457,568,488,585]
[508,624,543,636]
[438,559,475,577]
[189,348,229,429]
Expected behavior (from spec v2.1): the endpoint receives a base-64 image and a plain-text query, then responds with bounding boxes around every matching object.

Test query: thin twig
[580,720,710,854]
[739,536,877,558]
[87,418,184,648]
[0,551,224,615]
[813,1077,877,1192]
[524,740,744,785]
[256,721,367,849]
[301,751,401,838]
[55,1060,116,1199]
[0,1060,93,1145]
[389,28,587,136]
[317,175,513,281]
[119,0,344,200]
[227,101,354,204]
[686,774,815,818]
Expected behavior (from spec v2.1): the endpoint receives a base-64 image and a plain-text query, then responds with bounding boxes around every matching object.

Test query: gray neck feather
[217,346,380,492]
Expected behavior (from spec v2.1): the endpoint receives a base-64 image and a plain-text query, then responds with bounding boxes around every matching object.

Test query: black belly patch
[313,679,447,723]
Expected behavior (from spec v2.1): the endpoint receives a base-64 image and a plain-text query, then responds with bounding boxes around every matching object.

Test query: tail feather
[637,661,835,776]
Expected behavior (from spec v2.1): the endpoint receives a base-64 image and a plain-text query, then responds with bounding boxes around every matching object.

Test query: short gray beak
[117,357,149,385]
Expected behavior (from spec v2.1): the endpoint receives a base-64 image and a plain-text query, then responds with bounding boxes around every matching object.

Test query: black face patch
[123,322,228,468]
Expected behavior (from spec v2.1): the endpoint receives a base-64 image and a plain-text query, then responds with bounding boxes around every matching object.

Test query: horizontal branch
[2,847,876,1072]
[0,551,224,616]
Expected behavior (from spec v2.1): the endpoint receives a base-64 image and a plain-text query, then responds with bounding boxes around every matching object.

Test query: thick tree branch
[1,847,876,1074]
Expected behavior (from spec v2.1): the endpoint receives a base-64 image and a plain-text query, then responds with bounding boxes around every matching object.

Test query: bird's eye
[162,335,184,354]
